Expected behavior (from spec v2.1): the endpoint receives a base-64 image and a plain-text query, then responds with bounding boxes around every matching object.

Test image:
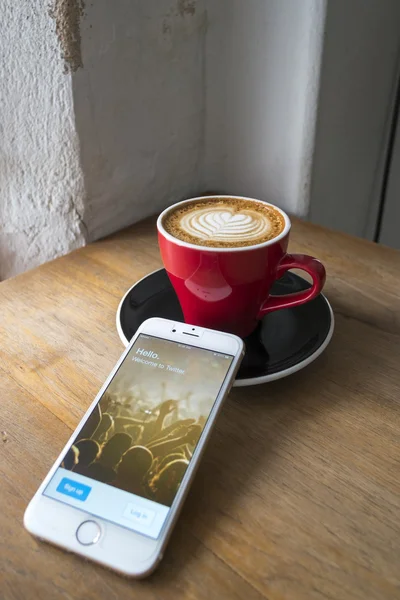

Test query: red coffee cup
[157,196,326,338]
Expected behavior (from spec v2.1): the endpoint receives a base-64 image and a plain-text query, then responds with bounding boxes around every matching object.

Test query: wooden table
[1,217,400,600]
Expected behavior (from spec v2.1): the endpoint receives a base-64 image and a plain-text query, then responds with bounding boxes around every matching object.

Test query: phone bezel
[24,317,244,577]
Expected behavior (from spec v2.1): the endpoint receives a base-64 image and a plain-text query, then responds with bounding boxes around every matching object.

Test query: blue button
[56,478,91,502]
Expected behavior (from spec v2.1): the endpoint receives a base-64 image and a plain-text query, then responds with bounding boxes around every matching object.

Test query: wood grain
[1,216,400,600]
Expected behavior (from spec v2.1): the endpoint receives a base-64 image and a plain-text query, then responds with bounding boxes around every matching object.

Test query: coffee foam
[163,198,286,248]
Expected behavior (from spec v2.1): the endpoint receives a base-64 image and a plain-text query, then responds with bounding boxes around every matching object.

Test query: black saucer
[116,269,334,387]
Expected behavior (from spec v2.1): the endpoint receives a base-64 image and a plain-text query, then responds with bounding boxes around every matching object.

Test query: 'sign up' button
[56,477,91,502]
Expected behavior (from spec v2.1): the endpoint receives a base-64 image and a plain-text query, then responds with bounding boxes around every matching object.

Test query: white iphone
[24,317,244,577]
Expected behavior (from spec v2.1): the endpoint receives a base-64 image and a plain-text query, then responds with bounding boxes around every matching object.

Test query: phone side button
[76,520,102,546]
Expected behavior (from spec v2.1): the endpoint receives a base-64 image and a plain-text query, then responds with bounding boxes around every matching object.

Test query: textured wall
[0,1,86,280]
[50,0,85,73]
[0,0,206,279]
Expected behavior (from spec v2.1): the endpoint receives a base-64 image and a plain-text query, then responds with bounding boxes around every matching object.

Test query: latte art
[180,206,272,243]
[163,197,286,248]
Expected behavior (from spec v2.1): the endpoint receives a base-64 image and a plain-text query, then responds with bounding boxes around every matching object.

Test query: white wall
[204,0,327,216]
[75,0,328,242]
[0,0,329,278]
[3,0,399,279]
[0,0,86,280]
[72,0,207,242]
[0,0,207,279]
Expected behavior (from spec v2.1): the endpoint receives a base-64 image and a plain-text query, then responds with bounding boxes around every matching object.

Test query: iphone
[24,317,244,577]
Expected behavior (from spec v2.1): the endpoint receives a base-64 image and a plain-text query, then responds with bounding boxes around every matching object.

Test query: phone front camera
[172,329,176,332]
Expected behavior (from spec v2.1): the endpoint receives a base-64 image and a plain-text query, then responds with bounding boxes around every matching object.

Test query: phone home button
[76,520,101,546]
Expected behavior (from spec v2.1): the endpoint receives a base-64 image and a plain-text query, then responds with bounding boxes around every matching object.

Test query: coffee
[163,197,286,248]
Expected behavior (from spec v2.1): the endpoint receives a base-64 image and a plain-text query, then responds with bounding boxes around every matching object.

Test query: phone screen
[44,334,234,539]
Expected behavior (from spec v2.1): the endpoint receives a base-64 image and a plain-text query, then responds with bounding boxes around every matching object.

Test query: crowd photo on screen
[60,337,230,507]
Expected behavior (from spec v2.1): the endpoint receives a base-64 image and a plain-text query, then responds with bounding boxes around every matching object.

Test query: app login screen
[44,335,233,539]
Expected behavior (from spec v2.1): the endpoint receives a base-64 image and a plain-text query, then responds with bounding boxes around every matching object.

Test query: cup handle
[258,254,326,317]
